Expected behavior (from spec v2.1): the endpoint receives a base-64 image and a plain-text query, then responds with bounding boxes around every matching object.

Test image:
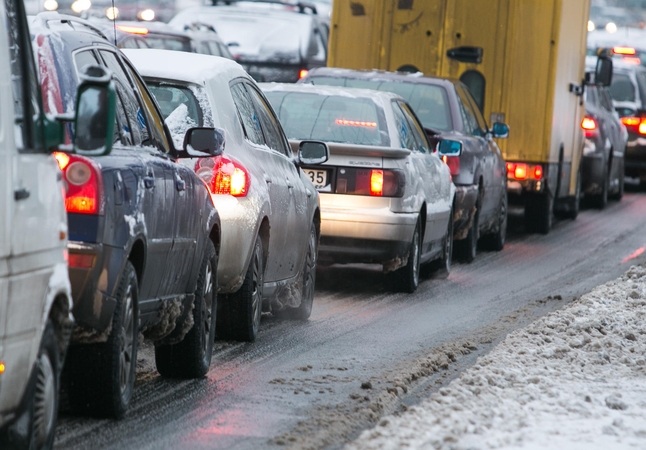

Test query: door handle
[176,178,186,191]
[286,178,294,189]
[14,188,30,201]
[143,176,155,189]
[264,175,272,184]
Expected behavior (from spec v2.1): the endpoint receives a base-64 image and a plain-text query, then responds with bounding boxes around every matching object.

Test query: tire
[483,189,507,251]
[280,223,317,319]
[525,192,553,234]
[610,167,624,201]
[155,240,218,378]
[217,235,263,342]
[455,207,478,263]
[64,262,138,419]
[591,170,608,210]
[386,218,421,293]
[0,321,60,450]
[557,171,581,220]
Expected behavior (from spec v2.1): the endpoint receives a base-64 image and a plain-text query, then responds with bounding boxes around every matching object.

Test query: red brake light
[54,153,103,215]
[506,162,543,181]
[298,69,309,79]
[639,121,646,135]
[370,170,383,196]
[116,25,149,35]
[68,253,96,268]
[441,155,461,176]
[334,119,377,128]
[613,46,636,55]
[621,116,646,135]
[533,165,543,180]
[195,155,250,197]
[581,117,596,131]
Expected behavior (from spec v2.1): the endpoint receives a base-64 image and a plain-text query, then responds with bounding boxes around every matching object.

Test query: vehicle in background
[301,68,508,262]
[587,28,646,68]
[0,0,114,446]
[605,58,646,189]
[589,5,641,32]
[327,0,592,234]
[581,67,627,207]
[34,0,176,23]
[262,83,455,293]
[169,0,329,82]
[127,49,327,341]
[31,13,222,419]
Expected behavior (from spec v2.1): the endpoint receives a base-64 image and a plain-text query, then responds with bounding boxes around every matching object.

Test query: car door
[99,48,175,300]
[247,82,309,278]
[229,80,292,283]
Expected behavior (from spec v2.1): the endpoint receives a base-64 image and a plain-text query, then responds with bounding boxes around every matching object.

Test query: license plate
[303,169,329,190]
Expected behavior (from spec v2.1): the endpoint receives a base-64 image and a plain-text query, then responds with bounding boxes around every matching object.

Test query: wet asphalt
[54,190,646,449]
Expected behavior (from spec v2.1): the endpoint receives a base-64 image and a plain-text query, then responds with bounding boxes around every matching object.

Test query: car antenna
[111,0,117,45]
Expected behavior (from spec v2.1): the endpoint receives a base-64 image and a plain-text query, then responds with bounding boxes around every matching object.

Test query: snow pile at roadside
[349,265,646,450]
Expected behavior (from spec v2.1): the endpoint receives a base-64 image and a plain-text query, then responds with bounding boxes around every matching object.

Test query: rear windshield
[147,82,204,147]
[308,76,452,132]
[264,91,390,147]
[609,72,636,102]
[144,35,192,52]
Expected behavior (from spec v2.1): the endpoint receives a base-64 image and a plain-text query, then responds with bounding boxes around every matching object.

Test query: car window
[199,41,211,55]
[599,87,615,112]
[230,81,265,146]
[392,101,417,150]
[398,102,429,153]
[147,82,203,149]
[144,35,192,52]
[462,87,488,132]
[73,50,100,75]
[121,38,139,49]
[245,84,291,156]
[308,27,326,63]
[265,90,390,147]
[113,86,134,146]
[456,85,482,136]
[635,71,646,106]
[609,72,636,102]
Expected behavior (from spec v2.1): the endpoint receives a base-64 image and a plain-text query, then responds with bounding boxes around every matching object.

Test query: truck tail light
[53,152,103,215]
[620,116,646,135]
[441,155,461,176]
[581,116,599,138]
[506,162,542,181]
[370,170,383,196]
[195,155,250,197]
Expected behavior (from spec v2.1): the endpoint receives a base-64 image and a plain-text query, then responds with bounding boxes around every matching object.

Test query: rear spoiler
[289,140,410,159]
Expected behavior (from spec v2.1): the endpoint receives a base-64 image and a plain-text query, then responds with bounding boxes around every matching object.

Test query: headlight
[43,0,58,11]
[587,20,595,32]
[606,22,617,33]
[138,8,155,21]
[105,6,118,20]
[70,0,91,13]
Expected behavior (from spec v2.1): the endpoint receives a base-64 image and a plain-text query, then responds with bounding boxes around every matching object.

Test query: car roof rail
[35,13,109,40]
[210,0,317,14]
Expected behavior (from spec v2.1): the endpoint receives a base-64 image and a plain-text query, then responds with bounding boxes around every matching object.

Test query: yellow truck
[328,0,591,233]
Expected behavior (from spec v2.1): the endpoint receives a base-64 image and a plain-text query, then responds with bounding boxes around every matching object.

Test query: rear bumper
[453,184,478,240]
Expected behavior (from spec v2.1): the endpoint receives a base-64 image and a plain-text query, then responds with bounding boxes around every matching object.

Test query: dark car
[605,58,646,188]
[581,75,627,207]
[169,0,329,82]
[301,68,509,263]
[31,13,222,418]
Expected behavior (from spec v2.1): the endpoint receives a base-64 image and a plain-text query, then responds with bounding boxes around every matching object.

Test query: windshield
[147,82,203,148]
[144,35,192,52]
[264,91,390,147]
[308,76,452,132]
[609,72,636,102]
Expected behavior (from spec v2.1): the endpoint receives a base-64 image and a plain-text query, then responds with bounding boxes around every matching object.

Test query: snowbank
[349,265,646,450]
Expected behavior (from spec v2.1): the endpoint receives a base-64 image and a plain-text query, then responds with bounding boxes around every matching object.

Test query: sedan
[300,68,509,263]
[261,83,455,293]
[126,49,327,343]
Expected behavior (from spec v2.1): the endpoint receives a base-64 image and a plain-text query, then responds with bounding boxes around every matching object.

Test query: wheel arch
[128,239,146,285]
[258,216,270,271]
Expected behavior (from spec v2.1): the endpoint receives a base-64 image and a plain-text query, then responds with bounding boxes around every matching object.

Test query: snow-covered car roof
[303,67,459,87]
[122,48,245,86]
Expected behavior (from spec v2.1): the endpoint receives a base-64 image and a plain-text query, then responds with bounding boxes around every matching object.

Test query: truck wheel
[64,262,138,419]
[483,190,507,251]
[591,172,608,209]
[525,192,553,234]
[386,219,421,293]
[0,320,60,450]
[557,172,581,220]
[456,207,478,263]
[279,223,317,319]
[155,240,217,378]
[217,236,263,342]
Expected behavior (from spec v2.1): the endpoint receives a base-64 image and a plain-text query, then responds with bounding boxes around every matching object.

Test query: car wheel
[0,320,60,450]
[279,223,317,319]
[610,168,624,201]
[155,240,217,378]
[456,207,478,263]
[484,190,507,251]
[592,171,608,209]
[526,192,553,234]
[386,218,421,293]
[64,262,138,419]
[217,235,263,342]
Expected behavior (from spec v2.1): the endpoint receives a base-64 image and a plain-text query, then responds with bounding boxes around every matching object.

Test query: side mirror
[298,140,329,165]
[596,56,613,87]
[183,127,226,157]
[73,65,116,157]
[491,122,510,138]
[437,139,463,156]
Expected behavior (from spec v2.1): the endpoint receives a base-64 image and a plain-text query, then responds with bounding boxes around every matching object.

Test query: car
[31,13,223,418]
[300,68,508,262]
[603,58,646,188]
[126,48,328,341]
[587,29,646,68]
[169,0,329,82]
[581,71,627,207]
[261,83,455,293]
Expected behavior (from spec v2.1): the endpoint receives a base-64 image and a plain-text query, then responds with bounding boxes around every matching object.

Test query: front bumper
[453,184,478,240]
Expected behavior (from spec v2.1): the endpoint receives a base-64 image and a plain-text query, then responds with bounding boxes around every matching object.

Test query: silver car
[262,83,455,293]
[126,49,328,342]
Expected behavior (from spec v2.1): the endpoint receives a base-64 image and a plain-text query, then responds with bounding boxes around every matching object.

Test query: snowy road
[54,192,646,450]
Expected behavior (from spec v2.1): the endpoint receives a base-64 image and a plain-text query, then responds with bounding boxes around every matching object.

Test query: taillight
[370,170,383,196]
[298,69,309,79]
[334,167,404,197]
[621,116,646,135]
[68,253,96,268]
[53,152,103,215]
[506,162,542,181]
[195,155,250,197]
[441,155,460,176]
[581,116,599,138]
